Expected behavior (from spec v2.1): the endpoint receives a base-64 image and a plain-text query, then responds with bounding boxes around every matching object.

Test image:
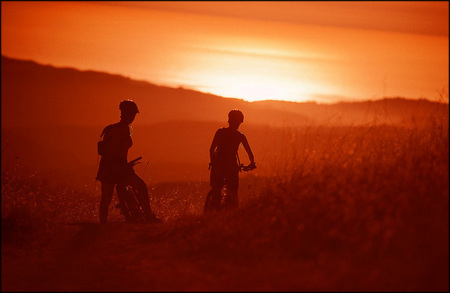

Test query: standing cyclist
[204,109,256,213]
[96,100,160,223]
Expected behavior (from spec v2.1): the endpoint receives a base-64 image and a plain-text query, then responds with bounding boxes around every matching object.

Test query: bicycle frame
[116,157,147,223]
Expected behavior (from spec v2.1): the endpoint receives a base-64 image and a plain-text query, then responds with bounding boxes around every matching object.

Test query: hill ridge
[2,55,446,128]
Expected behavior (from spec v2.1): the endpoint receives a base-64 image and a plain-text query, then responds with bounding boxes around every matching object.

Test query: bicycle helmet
[119,99,139,114]
[228,109,244,123]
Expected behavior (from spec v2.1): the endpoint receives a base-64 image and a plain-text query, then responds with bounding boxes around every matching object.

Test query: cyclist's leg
[100,181,115,224]
[128,173,160,222]
[223,170,239,210]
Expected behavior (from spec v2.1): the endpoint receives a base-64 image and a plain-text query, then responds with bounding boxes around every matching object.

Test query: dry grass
[164,107,449,290]
[1,104,448,291]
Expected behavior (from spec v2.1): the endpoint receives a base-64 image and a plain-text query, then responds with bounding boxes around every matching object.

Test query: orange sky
[1,1,448,103]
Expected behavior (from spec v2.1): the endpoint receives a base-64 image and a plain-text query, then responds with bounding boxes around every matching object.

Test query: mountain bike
[115,156,149,223]
[203,162,257,213]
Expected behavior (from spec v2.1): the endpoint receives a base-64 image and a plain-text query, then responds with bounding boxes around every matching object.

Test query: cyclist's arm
[241,135,254,163]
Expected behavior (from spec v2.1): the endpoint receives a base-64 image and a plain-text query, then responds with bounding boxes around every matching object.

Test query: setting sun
[191,64,328,103]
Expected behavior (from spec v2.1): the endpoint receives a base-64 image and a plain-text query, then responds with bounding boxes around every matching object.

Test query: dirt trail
[1,222,302,291]
[2,215,447,292]
[4,222,192,291]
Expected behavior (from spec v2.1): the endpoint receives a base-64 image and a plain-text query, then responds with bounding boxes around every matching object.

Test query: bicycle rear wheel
[204,190,222,214]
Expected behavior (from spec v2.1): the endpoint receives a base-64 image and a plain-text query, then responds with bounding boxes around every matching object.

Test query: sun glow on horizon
[1,1,448,104]
[158,43,337,103]
[190,71,325,103]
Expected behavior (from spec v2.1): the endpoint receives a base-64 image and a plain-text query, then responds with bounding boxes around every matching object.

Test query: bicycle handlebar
[128,156,142,167]
[239,163,257,172]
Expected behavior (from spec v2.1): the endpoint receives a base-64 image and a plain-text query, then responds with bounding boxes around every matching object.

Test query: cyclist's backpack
[97,140,106,156]
[97,127,110,156]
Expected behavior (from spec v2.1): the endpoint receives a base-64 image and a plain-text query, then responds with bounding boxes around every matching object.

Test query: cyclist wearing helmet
[96,100,160,223]
[204,109,256,212]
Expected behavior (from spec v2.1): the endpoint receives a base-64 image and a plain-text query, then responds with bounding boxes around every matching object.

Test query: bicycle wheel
[117,185,146,223]
[129,186,147,222]
[204,189,222,214]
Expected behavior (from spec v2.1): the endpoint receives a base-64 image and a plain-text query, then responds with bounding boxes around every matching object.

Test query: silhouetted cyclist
[96,100,160,224]
[204,109,256,213]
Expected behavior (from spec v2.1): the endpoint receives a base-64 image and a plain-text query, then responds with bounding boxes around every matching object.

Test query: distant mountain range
[1,55,448,184]
[2,55,446,128]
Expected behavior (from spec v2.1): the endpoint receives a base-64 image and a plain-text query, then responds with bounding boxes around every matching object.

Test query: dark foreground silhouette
[96,100,160,223]
[204,110,256,213]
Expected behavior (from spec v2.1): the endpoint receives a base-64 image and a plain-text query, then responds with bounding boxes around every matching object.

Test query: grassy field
[1,108,449,291]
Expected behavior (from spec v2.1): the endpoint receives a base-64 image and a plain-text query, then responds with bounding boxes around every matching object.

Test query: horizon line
[2,54,448,105]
